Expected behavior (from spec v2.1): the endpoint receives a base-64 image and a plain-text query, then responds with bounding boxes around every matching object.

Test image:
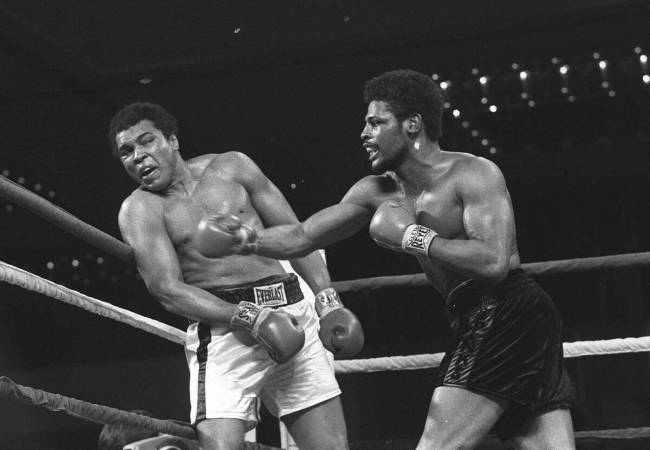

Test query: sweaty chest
[412,188,464,239]
[163,179,251,247]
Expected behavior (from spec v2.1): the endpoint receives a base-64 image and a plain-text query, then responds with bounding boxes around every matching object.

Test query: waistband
[205,273,304,308]
[446,269,536,316]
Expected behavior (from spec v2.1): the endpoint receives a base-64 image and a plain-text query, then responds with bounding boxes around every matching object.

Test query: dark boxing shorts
[436,269,576,440]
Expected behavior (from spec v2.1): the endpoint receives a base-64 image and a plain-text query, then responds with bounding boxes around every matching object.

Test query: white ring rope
[0,260,185,345]
[335,337,650,374]
[562,336,650,358]
[2,259,650,374]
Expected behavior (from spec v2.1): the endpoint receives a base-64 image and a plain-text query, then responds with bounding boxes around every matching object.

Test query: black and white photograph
[0,1,648,448]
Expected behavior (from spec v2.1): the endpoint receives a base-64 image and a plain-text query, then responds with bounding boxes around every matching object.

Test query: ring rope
[0,376,195,439]
[1,376,649,443]
[2,258,650,373]
[332,251,650,293]
[334,336,650,374]
[0,175,134,265]
[574,427,650,440]
[0,260,185,345]
[0,376,288,449]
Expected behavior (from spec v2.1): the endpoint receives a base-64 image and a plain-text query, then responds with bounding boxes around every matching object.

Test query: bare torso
[134,154,284,289]
[359,151,521,297]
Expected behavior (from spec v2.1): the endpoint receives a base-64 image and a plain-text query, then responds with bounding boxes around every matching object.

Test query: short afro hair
[108,102,178,157]
[363,69,444,141]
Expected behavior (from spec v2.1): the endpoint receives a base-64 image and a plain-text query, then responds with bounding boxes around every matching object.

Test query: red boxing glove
[195,214,257,258]
[369,201,438,257]
[315,288,364,359]
[231,301,305,363]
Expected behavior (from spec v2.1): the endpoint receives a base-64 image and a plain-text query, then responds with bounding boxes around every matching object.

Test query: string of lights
[435,45,648,156]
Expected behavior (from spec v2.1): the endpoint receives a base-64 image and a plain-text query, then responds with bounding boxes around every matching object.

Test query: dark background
[0,0,649,448]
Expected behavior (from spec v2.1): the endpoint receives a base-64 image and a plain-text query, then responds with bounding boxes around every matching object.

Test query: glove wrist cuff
[314,288,343,317]
[402,224,437,256]
[231,301,267,334]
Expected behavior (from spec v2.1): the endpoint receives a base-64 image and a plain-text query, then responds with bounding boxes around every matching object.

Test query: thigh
[186,323,271,426]
[417,386,509,450]
[196,418,247,450]
[262,318,341,418]
[282,396,348,450]
[510,409,575,450]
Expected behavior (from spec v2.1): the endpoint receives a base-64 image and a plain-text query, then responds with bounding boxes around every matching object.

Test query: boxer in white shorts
[111,102,363,449]
[186,273,341,428]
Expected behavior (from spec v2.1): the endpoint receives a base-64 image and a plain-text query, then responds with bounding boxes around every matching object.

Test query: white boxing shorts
[185,273,341,430]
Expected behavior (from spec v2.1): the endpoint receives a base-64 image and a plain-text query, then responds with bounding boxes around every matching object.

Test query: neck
[394,139,441,191]
[166,156,196,196]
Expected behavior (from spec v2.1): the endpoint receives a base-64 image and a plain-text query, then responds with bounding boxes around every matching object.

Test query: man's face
[360,101,408,174]
[115,120,179,191]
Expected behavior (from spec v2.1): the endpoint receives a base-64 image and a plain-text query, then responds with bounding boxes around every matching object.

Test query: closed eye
[119,145,134,158]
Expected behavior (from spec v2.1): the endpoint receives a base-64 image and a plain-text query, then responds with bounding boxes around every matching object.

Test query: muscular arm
[248,174,375,261]
[253,203,372,259]
[426,158,516,282]
[118,194,236,326]
[233,153,372,293]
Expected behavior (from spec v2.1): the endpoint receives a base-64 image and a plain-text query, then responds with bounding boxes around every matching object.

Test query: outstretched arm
[250,171,378,261]
[253,202,373,259]
[231,152,372,292]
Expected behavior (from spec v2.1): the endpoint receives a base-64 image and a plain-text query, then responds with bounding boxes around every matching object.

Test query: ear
[405,114,422,134]
[169,134,179,151]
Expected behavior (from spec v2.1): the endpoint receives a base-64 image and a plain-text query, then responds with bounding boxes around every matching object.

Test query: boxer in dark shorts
[438,269,576,440]
[226,69,577,448]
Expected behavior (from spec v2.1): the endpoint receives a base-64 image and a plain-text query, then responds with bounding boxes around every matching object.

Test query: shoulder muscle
[342,174,399,209]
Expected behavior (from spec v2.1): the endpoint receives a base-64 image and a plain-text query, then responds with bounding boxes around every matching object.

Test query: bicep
[461,163,515,249]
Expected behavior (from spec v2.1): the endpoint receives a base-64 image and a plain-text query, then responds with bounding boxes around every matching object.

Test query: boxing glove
[195,214,256,258]
[315,288,364,359]
[369,201,438,257]
[231,301,305,363]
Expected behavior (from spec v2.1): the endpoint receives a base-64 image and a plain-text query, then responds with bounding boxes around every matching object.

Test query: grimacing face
[115,120,179,191]
[360,100,409,174]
